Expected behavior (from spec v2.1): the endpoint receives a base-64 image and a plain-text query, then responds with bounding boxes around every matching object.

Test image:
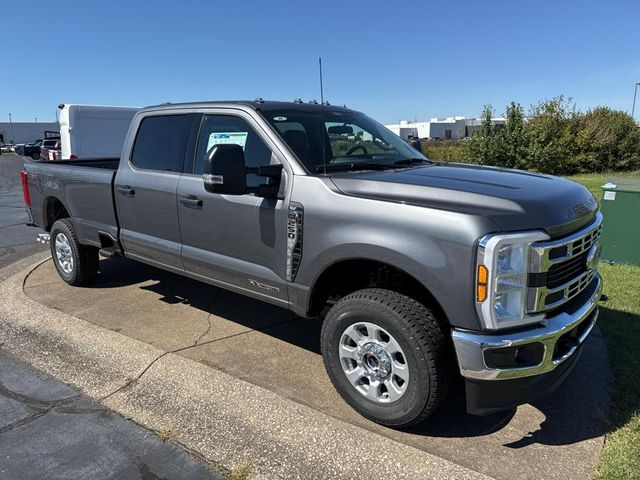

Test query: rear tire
[31,152,40,160]
[50,219,99,286]
[321,288,451,427]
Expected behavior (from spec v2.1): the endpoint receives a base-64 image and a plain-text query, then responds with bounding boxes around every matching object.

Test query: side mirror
[203,144,246,195]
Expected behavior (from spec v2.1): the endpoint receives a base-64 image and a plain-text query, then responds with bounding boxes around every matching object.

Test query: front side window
[262,109,429,173]
[131,115,189,171]
[194,115,273,187]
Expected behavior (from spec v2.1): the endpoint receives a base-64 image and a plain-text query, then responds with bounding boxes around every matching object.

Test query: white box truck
[58,104,139,160]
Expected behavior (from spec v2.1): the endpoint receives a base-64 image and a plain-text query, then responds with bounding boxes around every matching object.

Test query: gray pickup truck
[22,100,603,427]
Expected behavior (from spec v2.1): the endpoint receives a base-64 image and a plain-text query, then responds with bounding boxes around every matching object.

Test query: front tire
[50,219,99,286]
[31,152,40,160]
[321,288,451,427]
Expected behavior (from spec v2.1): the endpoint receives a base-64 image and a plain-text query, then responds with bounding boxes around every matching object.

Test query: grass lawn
[566,172,640,479]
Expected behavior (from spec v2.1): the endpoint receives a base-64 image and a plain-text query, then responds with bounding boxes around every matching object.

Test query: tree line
[438,96,640,174]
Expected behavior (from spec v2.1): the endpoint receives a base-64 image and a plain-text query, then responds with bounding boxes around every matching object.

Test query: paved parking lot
[0,349,222,480]
[24,256,610,480]
[0,156,222,480]
[0,155,47,269]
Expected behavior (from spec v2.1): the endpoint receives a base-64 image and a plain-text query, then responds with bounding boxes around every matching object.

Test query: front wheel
[31,152,40,160]
[50,219,99,286]
[321,288,451,427]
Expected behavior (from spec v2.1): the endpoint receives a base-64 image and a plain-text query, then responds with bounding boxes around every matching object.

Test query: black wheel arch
[307,258,449,327]
[43,196,70,232]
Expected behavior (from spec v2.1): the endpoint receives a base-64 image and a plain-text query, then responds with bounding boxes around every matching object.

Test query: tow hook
[36,233,50,245]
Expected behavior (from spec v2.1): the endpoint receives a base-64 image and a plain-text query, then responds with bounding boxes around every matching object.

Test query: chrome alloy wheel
[54,233,74,274]
[339,321,409,403]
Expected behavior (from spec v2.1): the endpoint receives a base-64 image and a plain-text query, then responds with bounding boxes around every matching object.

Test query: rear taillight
[21,170,31,206]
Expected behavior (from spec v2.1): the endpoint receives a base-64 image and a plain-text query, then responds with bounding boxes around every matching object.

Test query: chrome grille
[544,251,589,289]
[527,212,603,313]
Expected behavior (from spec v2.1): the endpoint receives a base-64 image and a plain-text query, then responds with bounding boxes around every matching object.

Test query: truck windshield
[262,109,430,173]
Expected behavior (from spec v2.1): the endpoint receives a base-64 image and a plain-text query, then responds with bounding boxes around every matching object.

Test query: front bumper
[452,274,601,414]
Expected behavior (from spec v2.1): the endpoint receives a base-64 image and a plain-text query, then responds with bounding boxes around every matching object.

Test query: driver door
[176,111,290,304]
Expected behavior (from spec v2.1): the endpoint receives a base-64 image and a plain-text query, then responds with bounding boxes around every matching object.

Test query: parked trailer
[58,104,139,160]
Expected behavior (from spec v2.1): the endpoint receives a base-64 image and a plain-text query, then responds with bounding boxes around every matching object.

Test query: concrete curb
[0,255,492,480]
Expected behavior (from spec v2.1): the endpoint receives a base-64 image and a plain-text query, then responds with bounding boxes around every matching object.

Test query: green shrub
[466,96,640,174]
[571,107,640,172]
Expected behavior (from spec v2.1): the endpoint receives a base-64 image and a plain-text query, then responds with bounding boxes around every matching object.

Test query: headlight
[476,230,549,330]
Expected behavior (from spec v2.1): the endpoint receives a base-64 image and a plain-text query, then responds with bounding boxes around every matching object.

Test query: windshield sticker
[207,132,248,151]
[273,116,288,121]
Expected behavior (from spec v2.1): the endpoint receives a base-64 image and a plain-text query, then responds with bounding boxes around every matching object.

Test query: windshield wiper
[392,158,432,166]
[315,162,395,173]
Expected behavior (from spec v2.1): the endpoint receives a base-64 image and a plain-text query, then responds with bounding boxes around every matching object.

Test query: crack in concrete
[21,258,53,289]
[194,313,214,347]
[19,256,302,417]
[98,307,300,404]
[98,351,170,403]
[193,290,221,347]
[177,315,301,351]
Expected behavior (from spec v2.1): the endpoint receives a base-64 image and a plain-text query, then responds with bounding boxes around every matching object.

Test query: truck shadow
[88,257,612,446]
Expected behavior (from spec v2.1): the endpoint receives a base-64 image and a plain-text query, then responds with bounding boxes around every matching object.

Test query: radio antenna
[319,57,327,175]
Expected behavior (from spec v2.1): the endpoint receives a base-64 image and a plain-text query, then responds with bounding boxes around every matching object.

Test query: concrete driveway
[21,256,610,480]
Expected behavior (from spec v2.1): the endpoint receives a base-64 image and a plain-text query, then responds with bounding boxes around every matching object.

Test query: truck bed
[24,157,120,249]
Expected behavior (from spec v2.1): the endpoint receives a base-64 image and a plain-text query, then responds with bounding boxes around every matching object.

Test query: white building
[0,122,59,144]
[386,117,506,140]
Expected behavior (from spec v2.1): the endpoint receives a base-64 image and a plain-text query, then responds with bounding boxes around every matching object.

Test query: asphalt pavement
[0,154,46,269]
[0,154,223,480]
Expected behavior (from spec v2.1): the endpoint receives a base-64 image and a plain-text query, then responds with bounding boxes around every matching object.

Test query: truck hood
[330,163,598,238]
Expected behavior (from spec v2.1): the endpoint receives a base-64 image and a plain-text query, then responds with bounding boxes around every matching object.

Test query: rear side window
[131,115,189,171]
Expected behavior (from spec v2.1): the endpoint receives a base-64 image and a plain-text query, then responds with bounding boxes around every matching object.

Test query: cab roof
[141,100,356,114]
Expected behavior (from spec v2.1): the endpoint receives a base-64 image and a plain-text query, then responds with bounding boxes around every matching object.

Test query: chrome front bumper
[452,274,602,381]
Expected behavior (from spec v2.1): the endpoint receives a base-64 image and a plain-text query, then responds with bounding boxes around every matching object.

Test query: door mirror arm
[247,164,283,179]
[246,164,284,198]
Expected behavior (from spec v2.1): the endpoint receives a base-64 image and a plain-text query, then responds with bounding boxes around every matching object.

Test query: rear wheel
[31,152,40,160]
[321,288,451,427]
[50,219,99,286]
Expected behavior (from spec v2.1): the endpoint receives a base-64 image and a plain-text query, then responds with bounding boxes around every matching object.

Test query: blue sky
[3,0,639,124]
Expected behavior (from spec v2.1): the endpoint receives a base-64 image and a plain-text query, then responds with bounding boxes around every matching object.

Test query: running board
[36,233,50,245]
[99,248,121,259]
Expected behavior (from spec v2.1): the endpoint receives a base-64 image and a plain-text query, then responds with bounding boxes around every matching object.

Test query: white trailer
[58,104,139,159]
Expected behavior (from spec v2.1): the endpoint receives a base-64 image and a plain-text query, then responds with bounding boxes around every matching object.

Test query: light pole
[8,113,15,144]
[632,82,640,120]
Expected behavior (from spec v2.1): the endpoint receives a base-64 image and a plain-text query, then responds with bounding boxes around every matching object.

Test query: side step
[99,248,121,259]
[37,233,121,258]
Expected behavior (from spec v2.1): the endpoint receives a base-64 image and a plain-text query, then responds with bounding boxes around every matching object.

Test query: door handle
[117,185,135,196]
[179,195,203,207]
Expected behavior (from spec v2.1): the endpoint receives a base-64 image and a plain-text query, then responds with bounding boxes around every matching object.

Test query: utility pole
[8,113,15,144]
[632,82,640,120]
